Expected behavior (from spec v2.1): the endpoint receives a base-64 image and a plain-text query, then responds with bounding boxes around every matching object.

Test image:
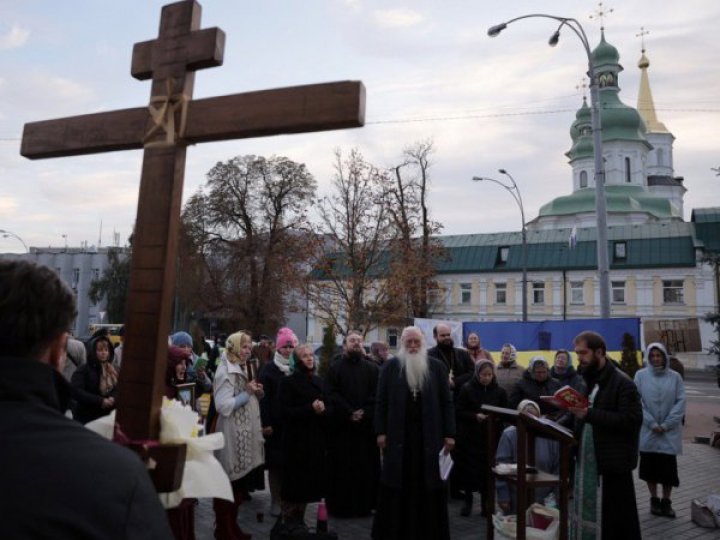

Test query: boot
[213,497,252,540]
[650,497,662,516]
[660,498,676,519]
[460,492,473,517]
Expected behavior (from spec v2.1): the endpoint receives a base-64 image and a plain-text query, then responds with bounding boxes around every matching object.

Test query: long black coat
[579,360,642,475]
[1,356,172,539]
[375,356,455,490]
[454,377,508,491]
[259,360,287,468]
[278,369,328,503]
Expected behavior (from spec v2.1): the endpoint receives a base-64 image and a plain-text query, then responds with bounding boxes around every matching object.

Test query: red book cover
[540,385,588,410]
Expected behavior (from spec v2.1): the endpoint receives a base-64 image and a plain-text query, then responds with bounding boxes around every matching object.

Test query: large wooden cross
[22,0,365,441]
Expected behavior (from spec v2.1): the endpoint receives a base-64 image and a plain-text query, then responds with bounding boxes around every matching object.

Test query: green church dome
[538,185,681,220]
[592,30,620,70]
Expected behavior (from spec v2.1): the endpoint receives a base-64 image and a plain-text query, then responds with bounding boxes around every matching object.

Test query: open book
[540,385,588,410]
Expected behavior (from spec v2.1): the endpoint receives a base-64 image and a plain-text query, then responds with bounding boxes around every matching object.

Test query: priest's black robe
[325,353,380,517]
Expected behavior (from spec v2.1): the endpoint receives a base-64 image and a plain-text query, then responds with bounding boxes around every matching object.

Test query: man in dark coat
[325,331,380,517]
[569,331,642,540]
[427,323,474,398]
[372,326,455,540]
[0,260,172,539]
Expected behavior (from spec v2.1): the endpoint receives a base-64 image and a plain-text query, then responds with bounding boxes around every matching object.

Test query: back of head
[0,260,76,359]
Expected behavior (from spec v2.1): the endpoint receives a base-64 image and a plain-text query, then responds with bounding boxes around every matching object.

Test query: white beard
[398,347,429,392]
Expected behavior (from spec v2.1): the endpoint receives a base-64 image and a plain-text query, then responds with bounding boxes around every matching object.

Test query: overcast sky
[1,0,719,252]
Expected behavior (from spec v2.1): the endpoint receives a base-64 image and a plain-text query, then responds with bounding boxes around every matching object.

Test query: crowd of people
[1,259,691,540]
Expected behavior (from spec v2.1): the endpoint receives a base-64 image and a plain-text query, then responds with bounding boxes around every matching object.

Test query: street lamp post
[472,170,528,322]
[488,13,611,319]
[0,229,29,252]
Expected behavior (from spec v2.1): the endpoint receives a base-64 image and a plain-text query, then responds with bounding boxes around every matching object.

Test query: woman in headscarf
[277,343,329,531]
[465,332,493,364]
[71,334,118,423]
[495,399,560,515]
[454,359,508,517]
[259,326,299,518]
[634,342,686,519]
[212,331,265,540]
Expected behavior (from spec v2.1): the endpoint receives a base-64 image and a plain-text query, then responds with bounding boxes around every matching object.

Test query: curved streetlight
[488,13,611,319]
[0,228,29,252]
[473,171,528,322]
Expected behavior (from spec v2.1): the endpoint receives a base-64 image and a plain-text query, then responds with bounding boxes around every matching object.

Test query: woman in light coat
[633,342,686,519]
[213,331,265,540]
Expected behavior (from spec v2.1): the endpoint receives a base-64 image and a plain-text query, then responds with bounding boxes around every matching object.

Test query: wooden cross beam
[21,0,365,441]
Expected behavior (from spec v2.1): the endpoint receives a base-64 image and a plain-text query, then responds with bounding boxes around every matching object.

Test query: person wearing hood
[70,334,118,424]
[495,343,523,394]
[454,359,508,517]
[550,349,586,394]
[495,400,560,515]
[633,342,686,519]
[259,326,298,518]
[277,344,329,531]
[509,355,563,417]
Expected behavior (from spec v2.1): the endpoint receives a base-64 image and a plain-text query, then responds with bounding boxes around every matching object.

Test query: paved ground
[195,440,720,539]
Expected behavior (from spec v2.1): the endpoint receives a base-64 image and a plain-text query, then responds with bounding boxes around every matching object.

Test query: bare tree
[308,148,396,337]
[383,140,445,320]
[177,155,316,335]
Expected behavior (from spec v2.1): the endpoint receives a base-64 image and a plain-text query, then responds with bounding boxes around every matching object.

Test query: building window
[532,282,545,305]
[657,148,665,167]
[625,157,632,183]
[579,170,588,188]
[570,281,584,304]
[663,280,684,304]
[614,241,627,260]
[92,268,100,281]
[460,283,472,305]
[612,280,626,304]
[427,287,445,307]
[71,268,80,289]
[386,328,398,349]
[495,282,507,304]
[496,246,509,265]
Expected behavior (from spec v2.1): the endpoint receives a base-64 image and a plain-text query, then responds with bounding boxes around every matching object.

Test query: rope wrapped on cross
[144,78,189,147]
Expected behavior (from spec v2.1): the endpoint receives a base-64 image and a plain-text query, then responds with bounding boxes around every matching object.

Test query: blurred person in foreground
[0,260,171,539]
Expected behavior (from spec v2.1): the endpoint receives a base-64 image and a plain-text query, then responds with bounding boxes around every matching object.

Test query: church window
[614,241,627,260]
[570,281,584,304]
[71,268,80,290]
[612,281,626,304]
[495,282,507,304]
[657,148,665,167]
[386,328,398,348]
[625,157,632,183]
[662,280,684,304]
[496,246,509,267]
[532,282,545,305]
[460,283,472,305]
[579,170,588,188]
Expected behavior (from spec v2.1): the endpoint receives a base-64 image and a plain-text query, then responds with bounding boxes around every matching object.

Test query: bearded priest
[372,326,455,540]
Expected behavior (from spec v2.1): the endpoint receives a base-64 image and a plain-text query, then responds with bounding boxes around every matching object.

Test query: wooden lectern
[482,404,577,540]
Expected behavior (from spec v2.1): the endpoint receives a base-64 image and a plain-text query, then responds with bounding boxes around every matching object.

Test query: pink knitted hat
[275,327,298,349]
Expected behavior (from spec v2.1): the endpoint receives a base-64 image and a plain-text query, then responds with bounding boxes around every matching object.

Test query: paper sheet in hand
[438,449,454,481]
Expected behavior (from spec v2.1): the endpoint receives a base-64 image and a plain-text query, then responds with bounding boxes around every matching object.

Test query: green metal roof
[313,222,702,279]
[692,207,720,253]
[434,222,698,274]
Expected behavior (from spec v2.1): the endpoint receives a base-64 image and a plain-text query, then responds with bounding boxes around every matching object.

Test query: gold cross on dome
[589,2,614,30]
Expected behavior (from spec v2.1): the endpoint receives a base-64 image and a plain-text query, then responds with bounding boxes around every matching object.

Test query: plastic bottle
[316,498,328,532]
